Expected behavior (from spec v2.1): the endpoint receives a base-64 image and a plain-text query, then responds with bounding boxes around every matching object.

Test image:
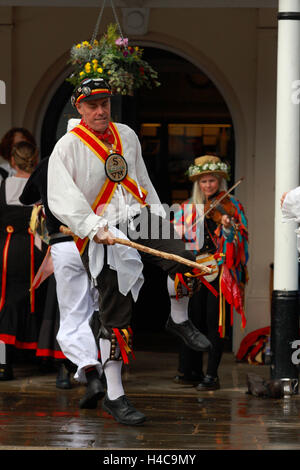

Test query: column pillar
[272,0,300,385]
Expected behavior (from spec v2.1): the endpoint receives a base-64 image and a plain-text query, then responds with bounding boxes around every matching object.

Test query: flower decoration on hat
[67,23,160,97]
[187,155,230,182]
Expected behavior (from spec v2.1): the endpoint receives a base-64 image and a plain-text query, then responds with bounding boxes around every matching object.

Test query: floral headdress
[67,23,160,97]
[187,155,230,182]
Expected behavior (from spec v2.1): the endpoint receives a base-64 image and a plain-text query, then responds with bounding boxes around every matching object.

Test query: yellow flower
[135,46,139,51]
[93,40,99,45]
[97,67,103,73]
[79,71,85,77]
[82,41,90,47]
[92,59,98,64]
[76,44,81,49]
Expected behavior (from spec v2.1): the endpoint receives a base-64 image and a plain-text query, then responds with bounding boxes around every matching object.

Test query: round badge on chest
[105,153,128,182]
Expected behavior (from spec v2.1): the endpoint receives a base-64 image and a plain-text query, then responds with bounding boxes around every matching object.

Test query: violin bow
[190,177,244,230]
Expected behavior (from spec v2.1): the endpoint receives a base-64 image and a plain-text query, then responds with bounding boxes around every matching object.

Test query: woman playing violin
[168,155,249,391]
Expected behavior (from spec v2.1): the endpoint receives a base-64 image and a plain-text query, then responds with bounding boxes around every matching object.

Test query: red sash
[70,122,148,254]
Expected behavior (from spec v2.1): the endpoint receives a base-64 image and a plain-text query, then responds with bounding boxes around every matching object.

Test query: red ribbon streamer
[29,229,35,313]
[200,276,219,297]
[112,328,135,364]
[0,228,13,311]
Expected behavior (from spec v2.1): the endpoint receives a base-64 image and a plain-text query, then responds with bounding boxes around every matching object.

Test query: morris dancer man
[47,76,211,425]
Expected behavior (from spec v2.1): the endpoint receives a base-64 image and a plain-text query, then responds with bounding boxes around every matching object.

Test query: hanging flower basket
[67,23,160,96]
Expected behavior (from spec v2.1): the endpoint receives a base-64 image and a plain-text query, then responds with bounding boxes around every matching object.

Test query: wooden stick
[60,225,212,274]
[114,237,212,274]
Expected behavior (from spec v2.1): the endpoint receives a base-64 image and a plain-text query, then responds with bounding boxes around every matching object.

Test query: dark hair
[0,127,36,162]
[11,141,38,174]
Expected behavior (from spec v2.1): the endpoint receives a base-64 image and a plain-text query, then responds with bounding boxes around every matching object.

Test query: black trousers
[178,276,224,378]
[82,206,195,330]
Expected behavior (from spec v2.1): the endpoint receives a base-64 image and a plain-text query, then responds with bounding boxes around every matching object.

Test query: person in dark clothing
[0,127,36,182]
[0,142,46,380]
[168,155,249,391]
[20,156,100,393]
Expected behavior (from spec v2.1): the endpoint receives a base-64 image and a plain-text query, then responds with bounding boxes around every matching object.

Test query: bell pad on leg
[100,326,134,364]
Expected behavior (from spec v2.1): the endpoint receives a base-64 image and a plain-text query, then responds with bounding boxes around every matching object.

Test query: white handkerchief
[88,226,144,301]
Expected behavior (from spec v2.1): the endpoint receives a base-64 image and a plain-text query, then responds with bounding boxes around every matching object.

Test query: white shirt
[281,186,300,253]
[282,186,300,223]
[0,162,16,184]
[48,122,164,240]
[47,122,167,297]
[5,176,28,206]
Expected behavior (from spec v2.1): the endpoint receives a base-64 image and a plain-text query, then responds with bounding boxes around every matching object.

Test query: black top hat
[71,77,111,107]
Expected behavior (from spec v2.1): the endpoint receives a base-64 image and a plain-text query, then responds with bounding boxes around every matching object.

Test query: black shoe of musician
[196,375,220,391]
[56,363,72,390]
[102,394,146,425]
[173,372,205,386]
[79,367,105,409]
[0,364,14,381]
[165,315,212,352]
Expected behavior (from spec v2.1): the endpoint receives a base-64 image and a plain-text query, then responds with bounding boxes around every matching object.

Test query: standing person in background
[0,142,47,380]
[20,154,100,394]
[0,128,36,181]
[168,155,249,390]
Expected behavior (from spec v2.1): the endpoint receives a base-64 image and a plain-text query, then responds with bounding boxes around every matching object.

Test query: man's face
[76,97,111,133]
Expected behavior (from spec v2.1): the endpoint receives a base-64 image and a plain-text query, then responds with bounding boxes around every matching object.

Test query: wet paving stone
[0,352,299,451]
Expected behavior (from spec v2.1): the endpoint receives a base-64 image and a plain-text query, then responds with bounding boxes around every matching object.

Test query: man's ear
[75,102,83,116]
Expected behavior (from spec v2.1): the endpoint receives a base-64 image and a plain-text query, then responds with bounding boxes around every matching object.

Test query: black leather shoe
[0,364,14,381]
[196,375,220,391]
[79,377,105,409]
[102,394,146,425]
[56,363,72,390]
[173,373,204,386]
[165,316,212,352]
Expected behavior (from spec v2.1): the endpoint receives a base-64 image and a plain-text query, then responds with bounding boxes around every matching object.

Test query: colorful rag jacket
[172,195,249,337]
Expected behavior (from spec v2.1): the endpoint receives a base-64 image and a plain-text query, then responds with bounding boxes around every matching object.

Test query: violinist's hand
[280,191,288,208]
[93,225,116,245]
[221,214,232,229]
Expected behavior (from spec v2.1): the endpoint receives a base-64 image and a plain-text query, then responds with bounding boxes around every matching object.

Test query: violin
[204,191,237,225]
[190,177,244,231]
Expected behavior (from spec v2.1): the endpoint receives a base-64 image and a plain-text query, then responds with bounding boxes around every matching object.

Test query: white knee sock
[167,276,189,324]
[100,338,124,400]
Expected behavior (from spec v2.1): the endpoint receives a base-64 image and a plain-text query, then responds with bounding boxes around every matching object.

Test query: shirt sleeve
[282,186,300,222]
[19,169,41,205]
[47,143,108,239]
